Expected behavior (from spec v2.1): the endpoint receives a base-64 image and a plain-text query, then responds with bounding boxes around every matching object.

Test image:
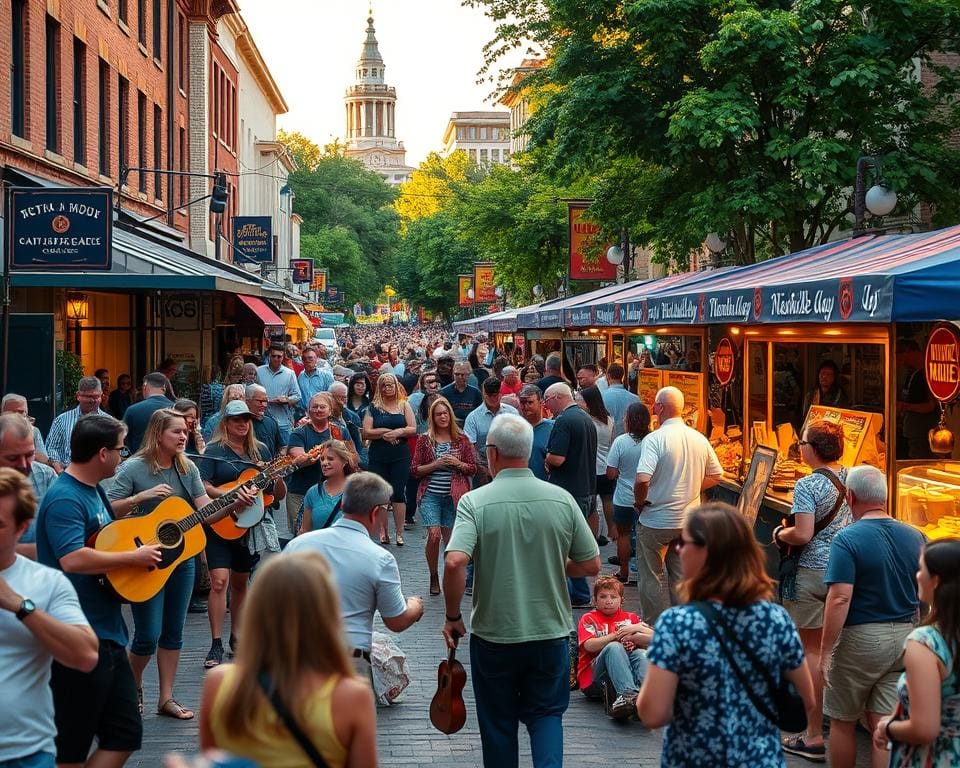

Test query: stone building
[441,112,511,166]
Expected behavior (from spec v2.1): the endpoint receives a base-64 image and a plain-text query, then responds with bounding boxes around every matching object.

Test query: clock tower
[343,11,414,186]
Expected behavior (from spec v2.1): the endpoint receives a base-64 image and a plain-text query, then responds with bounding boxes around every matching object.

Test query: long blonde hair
[371,372,408,410]
[209,413,261,462]
[134,409,192,475]
[219,552,354,734]
[427,396,461,443]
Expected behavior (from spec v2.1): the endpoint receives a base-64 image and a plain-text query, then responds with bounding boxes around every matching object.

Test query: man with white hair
[819,465,924,768]
[1,394,50,465]
[633,386,723,621]
[443,414,599,768]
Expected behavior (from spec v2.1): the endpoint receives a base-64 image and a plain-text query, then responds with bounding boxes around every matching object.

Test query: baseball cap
[223,401,254,419]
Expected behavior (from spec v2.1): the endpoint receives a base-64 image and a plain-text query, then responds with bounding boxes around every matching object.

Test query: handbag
[257,672,331,768]
[693,601,807,734]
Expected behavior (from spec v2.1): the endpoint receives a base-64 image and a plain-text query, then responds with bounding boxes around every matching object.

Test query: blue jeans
[567,495,593,605]
[130,557,195,655]
[471,635,569,768]
[585,643,647,697]
[0,752,55,768]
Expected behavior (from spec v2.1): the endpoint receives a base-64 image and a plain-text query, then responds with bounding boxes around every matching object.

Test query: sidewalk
[131,528,869,766]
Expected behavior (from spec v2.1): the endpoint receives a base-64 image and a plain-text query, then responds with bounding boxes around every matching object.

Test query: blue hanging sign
[7,187,113,270]
[232,216,273,263]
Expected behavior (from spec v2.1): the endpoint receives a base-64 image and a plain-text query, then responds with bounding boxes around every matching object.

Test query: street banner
[473,263,496,303]
[568,202,616,281]
[8,187,113,270]
[311,269,328,293]
[232,216,273,263]
[291,259,313,284]
[458,275,473,306]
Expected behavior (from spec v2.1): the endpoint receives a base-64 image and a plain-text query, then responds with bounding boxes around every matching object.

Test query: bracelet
[772,525,784,544]
[885,719,896,742]
[446,613,462,622]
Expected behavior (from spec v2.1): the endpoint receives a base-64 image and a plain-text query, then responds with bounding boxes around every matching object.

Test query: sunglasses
[674,535,703,551]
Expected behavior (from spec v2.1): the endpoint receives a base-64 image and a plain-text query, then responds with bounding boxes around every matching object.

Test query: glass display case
[897,461,960,539]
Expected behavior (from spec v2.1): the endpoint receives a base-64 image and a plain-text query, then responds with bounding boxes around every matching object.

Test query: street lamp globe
[865,185,898,217]
[705,232,727,254]
[606,245,624,266]
[532,284,543,297]
[466,287,475,300]
[495,285,505,299]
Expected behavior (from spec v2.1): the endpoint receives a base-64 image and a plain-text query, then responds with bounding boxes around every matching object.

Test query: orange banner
[458,275,473,307]
[473,263,497,304]
[311,270,327,293]
[568,202,616,281]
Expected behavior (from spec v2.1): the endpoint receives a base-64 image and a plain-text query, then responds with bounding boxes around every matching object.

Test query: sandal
[380,536,391,545]
[782,734,826,762]
[396,535,404,546]
[204,639,224,669]
[429,573,441,596]
[157,698,195,720]
[137,687,143,716]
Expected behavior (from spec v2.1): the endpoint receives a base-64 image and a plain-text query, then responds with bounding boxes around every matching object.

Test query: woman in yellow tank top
[199,552,378,767]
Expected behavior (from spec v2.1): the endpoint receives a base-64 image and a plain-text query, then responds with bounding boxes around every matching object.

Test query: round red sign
[925,323,960,402]
[714,337,735,387]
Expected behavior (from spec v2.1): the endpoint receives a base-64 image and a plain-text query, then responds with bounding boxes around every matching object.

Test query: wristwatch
[16,598,36,621]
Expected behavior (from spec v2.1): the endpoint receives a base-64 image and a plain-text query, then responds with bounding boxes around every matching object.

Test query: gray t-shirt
[107,456,205,515]
[791,468,851,570]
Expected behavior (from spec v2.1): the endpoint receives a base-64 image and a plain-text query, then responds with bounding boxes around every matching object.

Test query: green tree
[394,151,479,226]
[470,0,960,265]
[276,129,321,172]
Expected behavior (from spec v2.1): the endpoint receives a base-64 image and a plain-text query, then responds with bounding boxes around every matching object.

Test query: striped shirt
[426,441,454,495]
[45,406,108,465]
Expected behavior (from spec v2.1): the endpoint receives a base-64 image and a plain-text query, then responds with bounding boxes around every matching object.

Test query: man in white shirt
[634,386,723,621]
[0,467,99,768]
[285,472,423,675]
[256,342,301,443]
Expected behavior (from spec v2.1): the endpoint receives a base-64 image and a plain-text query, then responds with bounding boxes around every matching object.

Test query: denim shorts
[613,503,639,526]
[419,492,456,528]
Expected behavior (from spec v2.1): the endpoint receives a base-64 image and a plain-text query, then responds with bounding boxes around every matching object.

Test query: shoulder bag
[692,601,807,734]
[257,672,331,768]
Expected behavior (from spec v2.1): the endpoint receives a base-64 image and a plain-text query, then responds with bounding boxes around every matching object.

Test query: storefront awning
[237,295,285,328]
[455,302,545,334]
[281,301,314,336]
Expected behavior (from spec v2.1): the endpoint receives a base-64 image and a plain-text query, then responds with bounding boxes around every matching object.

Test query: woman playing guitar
[199,400,284,669]
[107,408,256,720]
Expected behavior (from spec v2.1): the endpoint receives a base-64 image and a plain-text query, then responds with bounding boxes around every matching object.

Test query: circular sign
[925,323,960,402]
[714,337,736,387]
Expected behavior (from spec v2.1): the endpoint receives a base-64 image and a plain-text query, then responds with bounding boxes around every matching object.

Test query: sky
[239,0,527,167]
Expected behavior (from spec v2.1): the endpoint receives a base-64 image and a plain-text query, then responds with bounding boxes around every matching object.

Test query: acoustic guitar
[208,445,322,540]
[91,457,296,603]
[429,647,467,734]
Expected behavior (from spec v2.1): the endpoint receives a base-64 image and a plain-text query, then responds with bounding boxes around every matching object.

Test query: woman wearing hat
[199,400,283,668]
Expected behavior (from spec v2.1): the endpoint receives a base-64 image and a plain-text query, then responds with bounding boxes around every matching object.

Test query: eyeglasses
[674,535,703,551]
[484,443,498,452]
[797,439,810,446]
[109,445,131,458]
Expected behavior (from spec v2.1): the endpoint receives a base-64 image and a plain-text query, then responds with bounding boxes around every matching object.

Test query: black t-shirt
[199,441,269,488]
[536,375,565,393]
[122,395,173,452]
[440,383,483,426]
[546,404,598,499]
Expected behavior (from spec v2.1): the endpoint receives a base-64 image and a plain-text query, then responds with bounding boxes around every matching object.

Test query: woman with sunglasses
[637,503,816,767]
[411,397,477,596]
[362,374,415,545]
[107,409,255,720]
[874,538,960,767]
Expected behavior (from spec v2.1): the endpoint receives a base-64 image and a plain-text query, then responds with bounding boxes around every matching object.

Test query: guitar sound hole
[157,523,182,548]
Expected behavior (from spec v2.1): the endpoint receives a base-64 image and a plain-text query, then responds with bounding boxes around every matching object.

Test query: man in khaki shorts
[820,465,925,768]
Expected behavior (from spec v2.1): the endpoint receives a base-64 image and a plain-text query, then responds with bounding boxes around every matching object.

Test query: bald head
[544,382,574,416]
[655,386,684,420]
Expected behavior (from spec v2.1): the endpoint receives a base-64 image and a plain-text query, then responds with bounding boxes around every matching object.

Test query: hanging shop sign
[458,275,473,306]
[473,263,497,303]
[567,202,616,281]
[925,322,960,403]
[714,337,736,387]
[311,269,328,294]
[8,187,113,270]
[232,216,273,263]
[291,259,313,284]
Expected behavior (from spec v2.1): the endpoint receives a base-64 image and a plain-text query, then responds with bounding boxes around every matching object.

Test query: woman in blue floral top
[874,538,960,767]
[637,503,816,767]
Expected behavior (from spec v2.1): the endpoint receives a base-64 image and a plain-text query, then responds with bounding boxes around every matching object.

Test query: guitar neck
[175,462,289,534]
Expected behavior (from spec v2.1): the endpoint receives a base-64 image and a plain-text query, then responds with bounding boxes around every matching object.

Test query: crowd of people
[0,322,958,768]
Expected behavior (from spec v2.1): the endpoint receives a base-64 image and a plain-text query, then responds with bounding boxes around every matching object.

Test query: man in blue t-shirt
[440,360,482,427]
[518,385,554,481]
[820,464,924,768]
[36,414,161,767]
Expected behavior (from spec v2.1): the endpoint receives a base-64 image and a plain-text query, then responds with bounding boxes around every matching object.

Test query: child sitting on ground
[577,575,653,720]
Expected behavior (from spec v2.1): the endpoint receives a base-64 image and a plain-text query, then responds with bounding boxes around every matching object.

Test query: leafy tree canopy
[468,0,960,266]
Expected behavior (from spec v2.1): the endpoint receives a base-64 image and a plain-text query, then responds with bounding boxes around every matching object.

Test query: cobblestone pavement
[131,526,871,767]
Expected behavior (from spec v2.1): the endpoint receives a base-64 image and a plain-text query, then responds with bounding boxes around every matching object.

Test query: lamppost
[853,156,898,236]
[605,229,631,283]
[467,287,476,318]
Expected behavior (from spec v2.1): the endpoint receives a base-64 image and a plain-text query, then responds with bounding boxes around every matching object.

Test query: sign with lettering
[311,269,328,294]
[594,305,616,326]
[925,323,960,402]
[568,307,593,327]
[232,216,273,263]
[8,187,113,270]
[473,263,497,303]
[568,202,616,281]
[291,259,313,284]
[714,337,735,387]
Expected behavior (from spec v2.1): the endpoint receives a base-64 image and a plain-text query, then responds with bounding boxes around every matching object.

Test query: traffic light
[210,172,228,214]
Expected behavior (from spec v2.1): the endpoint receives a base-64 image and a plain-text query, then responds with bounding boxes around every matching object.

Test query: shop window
[11,0,27,138]
[73,39,86,164]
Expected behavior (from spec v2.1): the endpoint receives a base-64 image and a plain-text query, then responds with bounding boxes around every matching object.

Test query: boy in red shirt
[577,575,653,719]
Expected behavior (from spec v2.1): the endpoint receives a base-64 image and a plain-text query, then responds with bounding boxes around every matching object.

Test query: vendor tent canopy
[454,302,544,334]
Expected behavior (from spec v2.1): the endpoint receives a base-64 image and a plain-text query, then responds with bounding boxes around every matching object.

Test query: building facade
[497,58,545,158]
[343,13,413,185]
[441,111,510,166]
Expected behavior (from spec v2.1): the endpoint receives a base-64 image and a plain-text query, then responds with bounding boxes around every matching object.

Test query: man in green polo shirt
[443,413,600,768]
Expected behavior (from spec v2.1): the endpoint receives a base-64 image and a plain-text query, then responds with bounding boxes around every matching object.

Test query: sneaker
[615,573,636,585]
[609,693,637,720]
[204,639,224,668]
[782,735,826,762]
[607,555,620,565]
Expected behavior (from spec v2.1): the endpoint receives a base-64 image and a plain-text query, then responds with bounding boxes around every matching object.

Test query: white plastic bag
[371,631,410,706]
